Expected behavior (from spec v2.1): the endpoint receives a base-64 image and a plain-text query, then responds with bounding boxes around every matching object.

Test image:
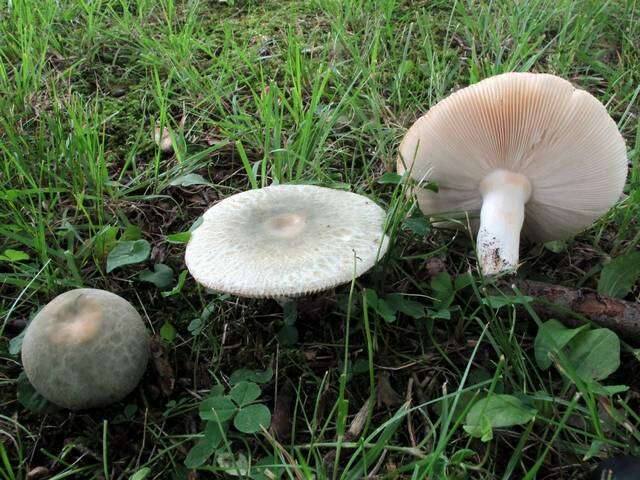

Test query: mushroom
[21,289,149,410]
[184,184,390,299]
[398,72,628,275]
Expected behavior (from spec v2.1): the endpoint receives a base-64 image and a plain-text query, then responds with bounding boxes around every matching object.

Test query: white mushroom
[184,185,390,298]
[21,289,149,410]
[398,72,628,275]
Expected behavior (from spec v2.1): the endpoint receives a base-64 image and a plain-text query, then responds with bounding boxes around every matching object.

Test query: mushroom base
[477,170,532,275]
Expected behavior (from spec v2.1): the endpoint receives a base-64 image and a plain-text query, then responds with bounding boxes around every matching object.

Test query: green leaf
[121,225,143,241]
[9,328,26,356]
[431,272,454,310]
[374,298,397,323]
[184,421,226,468]
[230,382,261,406]
[583,440,607,461]
[138,263,174,288]
[399,59,415,74]
[17,372,58,414]
[129,468,151,480]
[364,289,396,323]
[464,414,494,442]
[0,249,30,262]
[384,293,425,319]
[216,452,249,476]
[277,325,298,345]
[429,308,451,319]
[584,381,628,396]
[124,404,137,419]
[234,404,271,433]
[161,269,188,297]
[544,240,567,253]
[534,319,588,370]
[170,173,210,187]
[208,384,226,398]
[184,440,214,469]
[160,321,177,343]
[283,302,297,326]
[188,317,204,336]
[165,231,191,244]
[229,368,273,385]
[464,394,536,441]
[106,240,151,273]
[566,328,620,381]
[199,396,237,422]
[454,273,474,290]
[402,213,430,237]
[597,252,640,298]
[482,295,533,309]
[422,181,439,192]
[377,172,403,184]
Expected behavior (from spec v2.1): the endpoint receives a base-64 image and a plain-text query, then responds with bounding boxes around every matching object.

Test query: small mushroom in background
[184,184,390,299]
[154,124,174,153]
[398,72,628,276]
[21,289,150,410]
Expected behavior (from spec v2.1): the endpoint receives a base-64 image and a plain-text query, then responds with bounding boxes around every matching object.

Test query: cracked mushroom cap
[21,289,149,410]
[185,184,390,298]
[398,72,628,242]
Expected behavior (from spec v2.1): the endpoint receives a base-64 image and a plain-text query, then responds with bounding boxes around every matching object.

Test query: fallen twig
[504,279,640,341]
[422,258,640,340]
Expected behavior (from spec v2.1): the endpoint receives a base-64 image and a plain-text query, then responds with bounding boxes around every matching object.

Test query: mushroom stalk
[477,170,532,275]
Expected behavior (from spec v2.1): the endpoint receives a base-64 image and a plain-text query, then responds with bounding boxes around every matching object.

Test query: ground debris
[150,335,175,396]
[26,467,49,479]
[377,371,403,407]
[270,381,294,440]
[505,278,640,342]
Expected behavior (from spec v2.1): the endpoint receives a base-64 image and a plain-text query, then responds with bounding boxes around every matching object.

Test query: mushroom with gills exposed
[398,72,628,276]
[21,289,150,410]
[184,184,390,306]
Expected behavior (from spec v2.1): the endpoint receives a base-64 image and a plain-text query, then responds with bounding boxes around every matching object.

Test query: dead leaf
[27,467,50,479]
[377,371,402,408]
[425,257,446,278]
[270,382,294,440]
[346,398,371,440]
[150,335,175,396]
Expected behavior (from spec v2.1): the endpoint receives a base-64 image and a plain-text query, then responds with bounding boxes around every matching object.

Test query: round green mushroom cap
[21,288,150,410]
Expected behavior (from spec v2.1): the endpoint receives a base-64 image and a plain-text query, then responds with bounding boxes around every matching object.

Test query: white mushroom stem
[477,170,532,276]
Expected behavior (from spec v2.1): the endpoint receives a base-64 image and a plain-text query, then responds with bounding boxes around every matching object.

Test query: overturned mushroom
[21,289,149,410]
[185,184,390,298]
[398,72,628,275]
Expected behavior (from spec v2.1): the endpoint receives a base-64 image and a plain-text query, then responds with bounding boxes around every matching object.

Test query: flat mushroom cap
[398,72,628,242]
[185,185,389,298]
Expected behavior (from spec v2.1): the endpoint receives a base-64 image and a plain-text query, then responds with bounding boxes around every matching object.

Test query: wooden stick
[421,259,640,340]
[507,279,640,341]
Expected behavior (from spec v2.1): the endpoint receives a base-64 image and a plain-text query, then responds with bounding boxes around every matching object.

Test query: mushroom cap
[398,72,628,242]
[185,184,390,298]
[21,289,149,410]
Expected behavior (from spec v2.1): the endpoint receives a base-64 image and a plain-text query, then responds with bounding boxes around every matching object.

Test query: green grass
[1,0,639,478]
